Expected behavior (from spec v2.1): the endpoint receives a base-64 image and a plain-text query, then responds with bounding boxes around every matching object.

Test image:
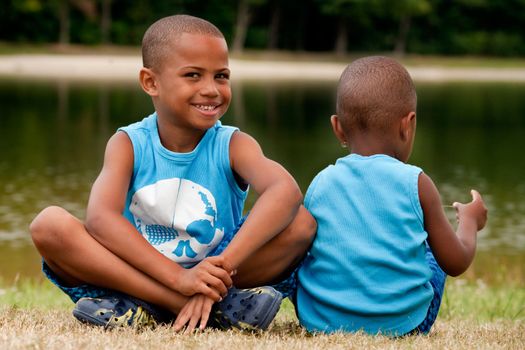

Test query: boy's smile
[146,32,231,150]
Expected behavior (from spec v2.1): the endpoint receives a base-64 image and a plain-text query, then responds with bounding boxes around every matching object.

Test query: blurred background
[0,1,524,290]
[1,0,525,57]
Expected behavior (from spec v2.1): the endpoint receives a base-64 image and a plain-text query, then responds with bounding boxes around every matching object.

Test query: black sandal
[72,293,173,329]
[210,286,283,331]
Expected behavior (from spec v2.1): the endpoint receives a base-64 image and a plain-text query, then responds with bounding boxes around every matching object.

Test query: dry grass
[0,278,523,349]
[0,307,523,350]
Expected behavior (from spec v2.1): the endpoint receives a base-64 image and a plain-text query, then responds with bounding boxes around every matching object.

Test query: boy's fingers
[205,255,235,275]
[209,265,233,288]
[184,297,205,334]
[204,255,228,270]
[199,300,213,330]
[207,276,228,296]
[198,260,232,289]
[470,189,482,202]
[201,284,222,301]
[175,312,191,331]
[185,313,200,334]
[174,307,191,332]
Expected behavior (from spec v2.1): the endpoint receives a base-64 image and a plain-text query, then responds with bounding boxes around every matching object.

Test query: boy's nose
[200,78,219,97]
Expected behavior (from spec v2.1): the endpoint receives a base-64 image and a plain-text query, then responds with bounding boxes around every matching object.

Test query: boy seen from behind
[296,56,487,336]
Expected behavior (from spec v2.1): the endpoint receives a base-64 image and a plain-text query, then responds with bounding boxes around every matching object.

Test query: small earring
[341,142,347,148]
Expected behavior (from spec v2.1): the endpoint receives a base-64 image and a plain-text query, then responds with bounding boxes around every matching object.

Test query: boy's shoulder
[305,154,423,206]
[334,154,422,173]
[119,114,156,134]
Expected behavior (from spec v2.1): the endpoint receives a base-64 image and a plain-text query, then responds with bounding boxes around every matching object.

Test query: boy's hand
[173,294,214,333]
[178,256,233,301]
[453,189,488,231]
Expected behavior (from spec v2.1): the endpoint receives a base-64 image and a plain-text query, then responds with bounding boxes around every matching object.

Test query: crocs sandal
[209,286,283,331]
[72,293,173,329]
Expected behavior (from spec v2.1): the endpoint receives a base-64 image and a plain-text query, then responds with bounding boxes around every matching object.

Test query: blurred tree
[4,0,57,43]
[50,0,98,45]
[100,0,112,44]
[267,0,281,49]
[316,0,369,55]
[372,0,432,56]
[232,0,267,52]
[56,0,70,44]
[71,0,97,20]
[394,0,431,56]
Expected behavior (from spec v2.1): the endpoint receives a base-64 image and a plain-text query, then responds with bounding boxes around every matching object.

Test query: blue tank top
[297,154,433,336]
[118,113,247,267]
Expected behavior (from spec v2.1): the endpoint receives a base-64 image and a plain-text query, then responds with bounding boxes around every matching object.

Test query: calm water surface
[1,78,524,286]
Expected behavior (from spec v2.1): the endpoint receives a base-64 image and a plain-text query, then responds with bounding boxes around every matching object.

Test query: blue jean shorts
[412,242,447,334]
[43,215,299,303]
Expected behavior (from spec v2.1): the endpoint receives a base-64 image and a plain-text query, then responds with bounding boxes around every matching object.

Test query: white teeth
[195,104,216,111]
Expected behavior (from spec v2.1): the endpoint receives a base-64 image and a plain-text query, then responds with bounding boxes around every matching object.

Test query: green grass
[0,277,523,349]
[0,277,70,310]
[1,276,523,321]
[440,279,525,321]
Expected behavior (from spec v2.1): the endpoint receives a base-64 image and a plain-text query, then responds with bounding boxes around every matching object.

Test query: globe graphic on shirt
[129,178,224,266]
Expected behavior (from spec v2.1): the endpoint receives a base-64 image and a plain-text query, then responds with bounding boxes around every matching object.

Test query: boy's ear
[400,111,416,141]
[330,115,347,146]
[139,67,159,97]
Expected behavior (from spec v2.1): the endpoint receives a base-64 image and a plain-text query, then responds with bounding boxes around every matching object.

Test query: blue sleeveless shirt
[118,113,247,267]
[297,154,433,336]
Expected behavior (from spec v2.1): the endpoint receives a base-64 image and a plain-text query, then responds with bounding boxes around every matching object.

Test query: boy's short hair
[142,14,225,71]
[336,56,417,135]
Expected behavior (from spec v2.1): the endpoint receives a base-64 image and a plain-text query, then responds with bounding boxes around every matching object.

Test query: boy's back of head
[336,56,417,136]
[142,14,225,71]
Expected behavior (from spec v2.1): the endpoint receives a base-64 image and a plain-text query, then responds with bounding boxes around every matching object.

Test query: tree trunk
[58,0,70,45]
[394,15,411,57]
[335,18,348,56]
[101,0,112,44]
[232,0,251,53]
[267,2,281,50]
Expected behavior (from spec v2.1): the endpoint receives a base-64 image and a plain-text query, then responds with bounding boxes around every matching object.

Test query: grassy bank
[0,277,523,349]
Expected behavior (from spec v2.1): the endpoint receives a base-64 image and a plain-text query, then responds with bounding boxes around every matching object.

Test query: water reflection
[0,78,524,284]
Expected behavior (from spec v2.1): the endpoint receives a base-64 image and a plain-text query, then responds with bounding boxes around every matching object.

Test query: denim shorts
[412,242,447,334]
[43,215,299,303]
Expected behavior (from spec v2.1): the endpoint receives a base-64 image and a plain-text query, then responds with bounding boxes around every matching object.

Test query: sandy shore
[1,54,525,82]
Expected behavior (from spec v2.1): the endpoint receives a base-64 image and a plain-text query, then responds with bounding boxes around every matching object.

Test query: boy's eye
[216,73,230,80]
[185,72,200,78]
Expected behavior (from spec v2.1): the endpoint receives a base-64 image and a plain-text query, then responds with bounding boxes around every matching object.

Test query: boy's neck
[348,132,403,161]
[156,117,207,153]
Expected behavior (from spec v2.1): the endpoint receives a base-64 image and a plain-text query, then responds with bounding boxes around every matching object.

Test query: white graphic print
[130,178,224,266]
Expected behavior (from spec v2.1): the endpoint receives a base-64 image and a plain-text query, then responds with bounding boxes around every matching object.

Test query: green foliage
[451,31,525,56]
[12,0,44,13]
[0,0,525,56]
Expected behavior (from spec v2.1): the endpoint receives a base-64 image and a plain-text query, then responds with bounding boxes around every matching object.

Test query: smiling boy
[30,15,315,332]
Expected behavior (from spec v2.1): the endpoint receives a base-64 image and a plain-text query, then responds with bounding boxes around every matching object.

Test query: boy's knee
[30,206,74,249]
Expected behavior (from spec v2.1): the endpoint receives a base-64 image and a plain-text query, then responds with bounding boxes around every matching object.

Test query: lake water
[1,78,524,286]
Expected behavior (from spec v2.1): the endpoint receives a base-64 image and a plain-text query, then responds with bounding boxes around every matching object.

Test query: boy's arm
[85,131,231,300]
[220,131,302,270]
[418,172,487,276]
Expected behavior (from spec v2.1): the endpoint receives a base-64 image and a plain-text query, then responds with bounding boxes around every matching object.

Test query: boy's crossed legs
[30,205,315,330]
